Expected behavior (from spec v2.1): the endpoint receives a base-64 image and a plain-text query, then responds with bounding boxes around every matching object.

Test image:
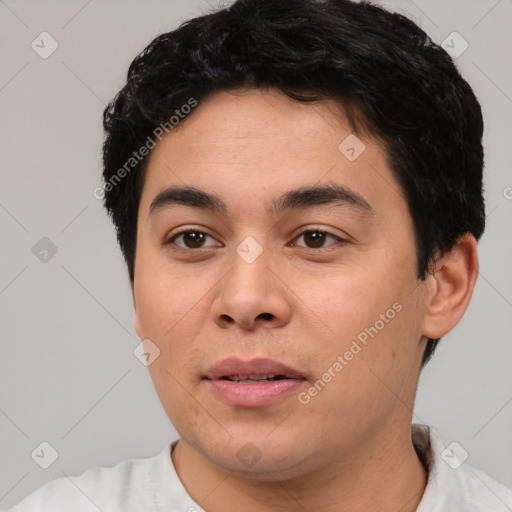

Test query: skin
[132,87,478,511]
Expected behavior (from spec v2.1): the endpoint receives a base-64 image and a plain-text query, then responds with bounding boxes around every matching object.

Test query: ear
[131,280,143,339]
[422,233,479,339]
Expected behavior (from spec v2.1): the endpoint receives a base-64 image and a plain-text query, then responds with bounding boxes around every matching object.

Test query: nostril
[258,313,274,321]
[220,314,235,324]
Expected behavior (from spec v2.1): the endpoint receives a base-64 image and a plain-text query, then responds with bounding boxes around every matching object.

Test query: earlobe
[422,233,479,339]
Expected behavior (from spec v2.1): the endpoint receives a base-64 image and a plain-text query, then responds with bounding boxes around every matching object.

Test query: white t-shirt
[7,424,512,511]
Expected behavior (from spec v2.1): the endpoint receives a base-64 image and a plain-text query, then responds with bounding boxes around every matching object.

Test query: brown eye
[168,230,220,249]
[293,230,342,249]
[303,231,327,248]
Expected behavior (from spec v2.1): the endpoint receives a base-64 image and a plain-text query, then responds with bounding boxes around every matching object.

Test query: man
[9,0,512,510]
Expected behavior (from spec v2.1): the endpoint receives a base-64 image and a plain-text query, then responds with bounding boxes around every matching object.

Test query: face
[133,88,430,479]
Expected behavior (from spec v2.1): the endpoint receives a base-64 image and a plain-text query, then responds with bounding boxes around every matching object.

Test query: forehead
[154,88,357,163]
[139,88,406,220]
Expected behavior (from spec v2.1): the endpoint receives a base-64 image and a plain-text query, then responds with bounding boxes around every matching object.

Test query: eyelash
[164,227,346,252]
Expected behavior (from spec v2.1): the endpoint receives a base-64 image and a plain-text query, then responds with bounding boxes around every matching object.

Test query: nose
[210,242,292,331]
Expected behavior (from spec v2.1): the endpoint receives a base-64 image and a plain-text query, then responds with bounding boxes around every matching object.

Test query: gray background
[0,0,511,508]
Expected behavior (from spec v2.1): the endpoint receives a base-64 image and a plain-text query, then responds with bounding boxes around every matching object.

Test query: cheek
[306,271,398,342]
[134,261,210,340]
[139,284,207,420]
[301,269,423,392]
[133,261,227,384]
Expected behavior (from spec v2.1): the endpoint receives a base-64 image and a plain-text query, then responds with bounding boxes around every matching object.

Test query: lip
[203,357,307,407]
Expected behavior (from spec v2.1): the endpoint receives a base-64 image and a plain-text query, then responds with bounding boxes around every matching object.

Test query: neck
[171,423,427,512]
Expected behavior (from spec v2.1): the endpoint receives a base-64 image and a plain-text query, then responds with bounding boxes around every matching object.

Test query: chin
[200,434,317,481]
[218,453,311,482]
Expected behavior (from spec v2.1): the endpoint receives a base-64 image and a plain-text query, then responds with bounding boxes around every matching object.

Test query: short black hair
[102,0,485,366]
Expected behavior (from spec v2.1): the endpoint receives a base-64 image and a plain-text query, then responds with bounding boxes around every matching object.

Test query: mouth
[203,358,307,407]
[219,374,293,383]
[204,357,306,381]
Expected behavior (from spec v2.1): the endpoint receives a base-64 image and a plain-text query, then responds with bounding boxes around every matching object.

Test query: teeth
[225,374,280,382]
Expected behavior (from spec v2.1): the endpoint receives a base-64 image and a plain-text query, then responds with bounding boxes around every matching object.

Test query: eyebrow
[149,186,228,216]
[148,183,374,217]
[270,183,374,215]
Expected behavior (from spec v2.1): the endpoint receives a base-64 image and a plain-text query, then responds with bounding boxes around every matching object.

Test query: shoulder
[454,463,512,510]
[7,443,174,512]
[414,424,512,511]
[429,460,512,511]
